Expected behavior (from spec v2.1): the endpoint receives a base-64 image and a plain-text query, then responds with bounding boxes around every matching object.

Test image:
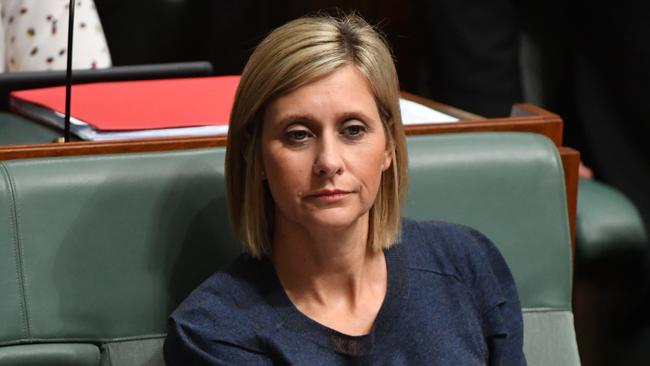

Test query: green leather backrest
[0,148,239,347]
[0,132,577,364]
[405,132,573,310]
[404,133,579,365]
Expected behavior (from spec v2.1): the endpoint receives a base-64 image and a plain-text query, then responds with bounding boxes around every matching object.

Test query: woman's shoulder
[398,218,524,358]
[398,218,516,306]
[399,218,502,275]
[167,254,278,347]
[164,255,282,364]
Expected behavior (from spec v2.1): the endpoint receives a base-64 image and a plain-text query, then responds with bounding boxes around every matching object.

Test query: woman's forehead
[263,66,379,124]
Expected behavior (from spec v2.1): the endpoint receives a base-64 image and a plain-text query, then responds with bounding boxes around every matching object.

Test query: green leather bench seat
[0,132,579,365]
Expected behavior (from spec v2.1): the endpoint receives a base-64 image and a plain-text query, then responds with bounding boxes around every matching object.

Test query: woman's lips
[306,189,351,201]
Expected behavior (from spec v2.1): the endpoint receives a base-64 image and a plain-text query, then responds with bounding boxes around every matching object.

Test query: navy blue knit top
[164,219,526,365]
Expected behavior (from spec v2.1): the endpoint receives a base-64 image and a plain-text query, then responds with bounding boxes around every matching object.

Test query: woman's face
[261,65,392,233]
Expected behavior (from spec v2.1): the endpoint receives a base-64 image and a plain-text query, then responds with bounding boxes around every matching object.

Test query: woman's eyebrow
[274,111,374,126]
[338,111,374,123]
[274,113,318,126]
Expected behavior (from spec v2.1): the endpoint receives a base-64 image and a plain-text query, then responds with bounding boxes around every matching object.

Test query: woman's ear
[382,145,393,171]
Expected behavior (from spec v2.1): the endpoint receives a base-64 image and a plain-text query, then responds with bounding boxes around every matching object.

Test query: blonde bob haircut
[226,13,408,258]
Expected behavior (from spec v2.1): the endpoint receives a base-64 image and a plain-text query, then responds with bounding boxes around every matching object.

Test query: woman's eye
[286,129,310,142]
[343,124,366,138]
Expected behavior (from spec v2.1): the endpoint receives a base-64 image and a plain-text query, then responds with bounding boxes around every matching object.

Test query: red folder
[10,76,240,131]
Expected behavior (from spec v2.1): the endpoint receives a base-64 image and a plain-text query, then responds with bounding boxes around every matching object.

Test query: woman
[164,14,525,365]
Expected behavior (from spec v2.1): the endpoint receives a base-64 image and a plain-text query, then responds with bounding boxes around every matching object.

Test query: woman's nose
[313,136,344,178]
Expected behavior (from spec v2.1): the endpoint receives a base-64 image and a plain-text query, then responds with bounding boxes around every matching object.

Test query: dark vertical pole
[64,0,76,142]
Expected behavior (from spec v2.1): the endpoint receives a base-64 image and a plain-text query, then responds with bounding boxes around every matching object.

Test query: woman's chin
[302,210,369,232]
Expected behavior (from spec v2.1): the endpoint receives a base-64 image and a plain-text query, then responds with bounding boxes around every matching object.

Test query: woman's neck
[270,213,387,335]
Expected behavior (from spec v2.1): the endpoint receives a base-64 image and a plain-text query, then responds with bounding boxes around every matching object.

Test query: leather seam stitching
[0,163,31,338]
[0,333,167,347]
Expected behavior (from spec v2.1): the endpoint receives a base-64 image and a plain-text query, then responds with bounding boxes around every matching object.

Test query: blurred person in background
[0,0,111,72]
